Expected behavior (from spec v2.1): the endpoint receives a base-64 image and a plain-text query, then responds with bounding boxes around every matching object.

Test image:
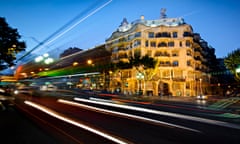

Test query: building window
[133,40,141,47]
[179,41,182,47]
[135,32,141,38]
[150,41,156,47]
[172,51,179,57]
[148,32,154,38]
[173,61,179,67]
[162,32,171,37]
[128,34,134,41]
[168,41,175,47]
[186,50,192,56]
[155,32,171,38]
[187,60,191,66]
[158,42,167,47]
[173,32,178,38]
[185,40,191,47]
[165,61,171,66]
[163,51,170,57]
[155,51,163,56]
[155,32,161,38]
[145,40,149,47]
[183,31,193,37]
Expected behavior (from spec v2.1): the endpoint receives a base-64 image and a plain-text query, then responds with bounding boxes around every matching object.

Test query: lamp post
[136,72,144,95]
[199,78,203,96]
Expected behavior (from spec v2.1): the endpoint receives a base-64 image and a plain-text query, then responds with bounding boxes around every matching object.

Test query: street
[1,92,240,144]
[0,105,61,144]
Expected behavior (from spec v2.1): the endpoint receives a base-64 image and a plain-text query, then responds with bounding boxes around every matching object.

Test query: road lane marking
[73,97,240,130]
[58,99,201,133]
[24,100,129,144]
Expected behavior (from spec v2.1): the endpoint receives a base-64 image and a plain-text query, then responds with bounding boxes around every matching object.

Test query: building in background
[105,10,217,96]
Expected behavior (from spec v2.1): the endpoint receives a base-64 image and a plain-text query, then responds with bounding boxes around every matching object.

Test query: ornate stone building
[105,13,216,96]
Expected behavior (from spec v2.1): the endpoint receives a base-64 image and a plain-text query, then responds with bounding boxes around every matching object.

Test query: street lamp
[87,59,92,65]
[35,53,54,64]
[136,72,144,95]
[199,78,202,96]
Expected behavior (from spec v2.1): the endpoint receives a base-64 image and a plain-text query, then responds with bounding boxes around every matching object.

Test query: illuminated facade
[106,14,216,96]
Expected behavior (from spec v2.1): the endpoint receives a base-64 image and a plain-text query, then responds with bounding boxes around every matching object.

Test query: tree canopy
[115,55,156,70]
[0,17,26,70]
[224,48,240,81]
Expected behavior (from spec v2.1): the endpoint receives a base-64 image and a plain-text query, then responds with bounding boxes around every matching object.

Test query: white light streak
[74,97,240,130]
[58,99,201,133]
[44,0,113,47]
[24,100,128,144]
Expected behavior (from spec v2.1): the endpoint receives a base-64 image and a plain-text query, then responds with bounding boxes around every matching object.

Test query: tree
[224,48,240,81]
[0,17,26,70]
[115,55,157,80]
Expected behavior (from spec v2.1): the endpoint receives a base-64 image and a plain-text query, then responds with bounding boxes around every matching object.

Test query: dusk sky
[1,0,240,63]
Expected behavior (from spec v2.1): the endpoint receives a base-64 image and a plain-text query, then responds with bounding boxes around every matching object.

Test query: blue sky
[1,0,240,62]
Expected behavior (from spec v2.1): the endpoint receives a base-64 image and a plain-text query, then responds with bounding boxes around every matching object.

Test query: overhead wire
[17,0,112,63]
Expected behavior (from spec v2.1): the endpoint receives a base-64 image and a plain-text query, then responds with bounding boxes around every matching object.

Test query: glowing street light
[35,55,43,62]
[236,67,240,73]
[44,57,54,64]
[35,53,54,64]
[136,72,144,80]
[87,59,92,65]
[73,62,79,66]
[236,67,240,80]
[136,72,144,95]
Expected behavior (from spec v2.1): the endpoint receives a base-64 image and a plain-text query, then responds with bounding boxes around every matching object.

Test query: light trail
[58,99,201,133]
[43,0,113,48]
[24,100,128,144]
[74,97,240,130]
[17,0,112,62]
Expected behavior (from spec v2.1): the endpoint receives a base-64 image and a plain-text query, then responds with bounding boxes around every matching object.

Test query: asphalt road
[0,104,61,144]
[1,92,240,144]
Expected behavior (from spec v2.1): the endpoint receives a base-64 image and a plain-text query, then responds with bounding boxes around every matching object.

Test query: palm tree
[224,48,240,81]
